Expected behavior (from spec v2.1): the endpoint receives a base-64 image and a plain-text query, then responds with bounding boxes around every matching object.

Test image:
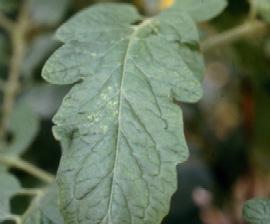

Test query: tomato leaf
[42,3,206,223]
[243,198,270,224]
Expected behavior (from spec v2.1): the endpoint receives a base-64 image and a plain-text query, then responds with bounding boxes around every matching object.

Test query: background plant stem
[0,156,54,183]
[201,20,268,52]
[0,2,29,140]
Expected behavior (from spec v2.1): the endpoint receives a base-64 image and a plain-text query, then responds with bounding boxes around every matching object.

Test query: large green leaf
[42,3,203,224]
[0,173,21,221]
[22,184,64,224]
[174,0,227,22]
[243,198,270,224]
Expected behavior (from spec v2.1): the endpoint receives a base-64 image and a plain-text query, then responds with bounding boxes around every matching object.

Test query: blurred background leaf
[22,33,59,80]
[21,85,68,119]
[0,102,39,157]
[0,173,21,221]
[0,0,18,13]
[29,0,71,26]
[22,184,63,224]
[253,0,270,22]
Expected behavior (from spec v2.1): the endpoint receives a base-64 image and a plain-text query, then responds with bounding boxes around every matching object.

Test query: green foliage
[29,0,71,25]
[6,0,270,223]
[254,0,270,22]
[0,173,21,221]
[42,2,226,223]
[0,34,8,68]
[21,84,68,118]
[0,103,39,157]
[0,103,39,221]
[243,198,270,224]
[22,184,64,224]
[174,0,228,22]
[0,0,18,13]
[22,34,59,78]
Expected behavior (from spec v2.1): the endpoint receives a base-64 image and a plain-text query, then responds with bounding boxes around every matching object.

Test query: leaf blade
[174,0,227,22]
[0,103,39,158]
[0,173,21,221]
[43,3,203,224]
[22,184,64,224]
[243,198,270,224]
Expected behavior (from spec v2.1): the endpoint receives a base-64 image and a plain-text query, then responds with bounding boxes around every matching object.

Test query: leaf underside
[243,198,270,224]
[42,3,207,224]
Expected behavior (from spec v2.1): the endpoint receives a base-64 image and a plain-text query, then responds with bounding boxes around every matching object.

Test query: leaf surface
[253,0,270,22]
[0,103,39,157]
[22,184,64,224]
[29,0,71,26]
[43,3,203,224]
[243,198,270,224]
[0,173,21,221]
[174,0,227,22]
[22,34,59,78]
[22,84,68,118]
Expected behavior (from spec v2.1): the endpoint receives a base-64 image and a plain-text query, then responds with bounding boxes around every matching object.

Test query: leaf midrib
[106,18,153,223]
